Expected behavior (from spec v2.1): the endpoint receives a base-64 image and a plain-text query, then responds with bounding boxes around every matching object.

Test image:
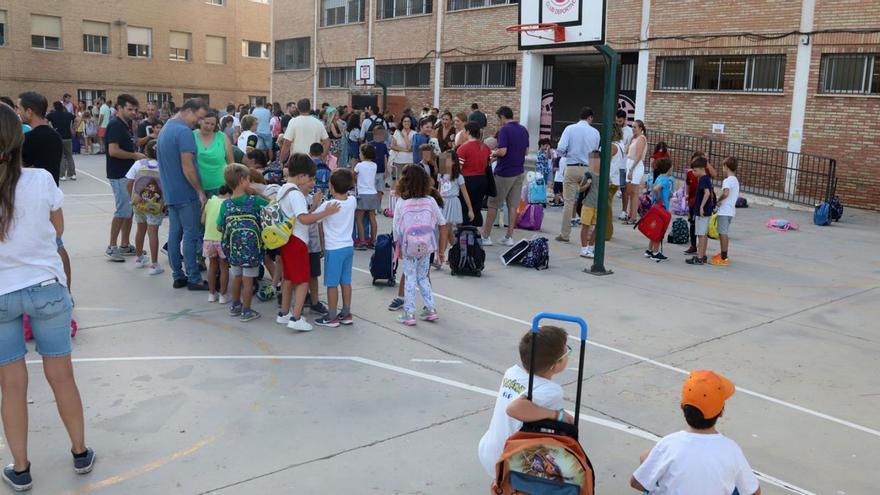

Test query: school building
[0,0,271,109]
[271,0,879,210]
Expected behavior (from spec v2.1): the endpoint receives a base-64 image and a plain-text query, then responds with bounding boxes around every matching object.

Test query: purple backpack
[671,186,688,216]
[517,204,544,231]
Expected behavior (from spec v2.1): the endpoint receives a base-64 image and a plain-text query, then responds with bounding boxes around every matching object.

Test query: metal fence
[645,130,837,206]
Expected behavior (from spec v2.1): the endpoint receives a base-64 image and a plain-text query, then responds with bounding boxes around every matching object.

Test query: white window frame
[146,92,172,104]
[0,10,7,47]
[378,0,432,19]
[127,26,152,58]
[445,61,515,88]
[30,15,63,51]
[83,34,110,54]
[321,0,365,26]
[657,55,785,92]
[447,0,515,11]
[206,0,225,5]
[77,89,106,107]
[249,95,267,106]
[242,40,269,59]
[319,67,355,88]
[820,54,878,95]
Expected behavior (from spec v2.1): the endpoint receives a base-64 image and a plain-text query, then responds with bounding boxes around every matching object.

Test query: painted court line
[351,266,880,440]
[27,355,814,495]
[410,358,463,364]
[75,168,111,187]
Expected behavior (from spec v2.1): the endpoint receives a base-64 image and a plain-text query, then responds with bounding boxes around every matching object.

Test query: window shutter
[206,35,226,64]
[127,26,151,45]
[31,15,62,37]
[82,20,110,37]
[169,31,191,50]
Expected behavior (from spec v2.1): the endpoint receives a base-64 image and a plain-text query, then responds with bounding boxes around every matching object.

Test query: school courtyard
[16,154,879,494]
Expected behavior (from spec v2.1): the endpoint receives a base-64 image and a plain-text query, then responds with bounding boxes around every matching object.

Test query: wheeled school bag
[517,204,544,231]
[370,233,397,286]
[527,172,548,205]
[667,217,689,244]
[635,201,671,243]
[670,186,688,216]
[448,226,485,277]
[493,313,595,495]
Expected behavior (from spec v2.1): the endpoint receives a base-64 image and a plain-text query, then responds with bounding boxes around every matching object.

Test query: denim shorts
[110,177,133,218]
[716,215,733,235]
[324,246,353,287]
[0,280,73,365]
[257,133,273,151]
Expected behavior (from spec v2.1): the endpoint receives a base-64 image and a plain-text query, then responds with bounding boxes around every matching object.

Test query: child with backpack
[354,144,379,250]
[202,185,231,304]
[630,370,760,495]
[311,169,357,327]
[392,165,448,326]
[684,152,715,255]
[438,149,475,256]
[536,138,553,191]
[125,140,164,275]
[277,154,340,332]
[219,164,268,322]
[646,157,674,263]
[478,325,573,478]
[686,157,714,266]
[310,142,330,196]
[710,157,740,267]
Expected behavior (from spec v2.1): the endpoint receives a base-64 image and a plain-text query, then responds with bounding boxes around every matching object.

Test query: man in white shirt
[631,370,760,495]
[616,110,633,152]
[279,98,329,163]
[555,107,601,242]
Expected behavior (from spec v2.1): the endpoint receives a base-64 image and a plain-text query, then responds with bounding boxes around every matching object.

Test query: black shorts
[309,252,322,278]
[553,181,563,194]
[266,248,280,261]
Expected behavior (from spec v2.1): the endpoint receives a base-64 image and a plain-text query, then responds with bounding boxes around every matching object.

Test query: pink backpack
[766,218,799,231]
[397,198,438,257]
[671,186,688,216]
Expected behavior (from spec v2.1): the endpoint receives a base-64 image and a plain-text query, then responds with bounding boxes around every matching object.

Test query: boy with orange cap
[629,370,761,495]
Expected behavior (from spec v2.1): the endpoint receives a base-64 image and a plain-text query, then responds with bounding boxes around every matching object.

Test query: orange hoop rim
[506,23,565,43]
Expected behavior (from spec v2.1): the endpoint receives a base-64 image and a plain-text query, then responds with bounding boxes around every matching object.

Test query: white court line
[76,168,111,186]
[24,354,814,495]
[64,193,114,197]
[410,358,463,364]
[351,266,880,439]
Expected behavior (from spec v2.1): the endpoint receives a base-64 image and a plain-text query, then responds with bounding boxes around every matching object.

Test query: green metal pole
[587,44,618,276]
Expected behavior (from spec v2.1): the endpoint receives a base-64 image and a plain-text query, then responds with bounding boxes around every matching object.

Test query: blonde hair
[224,163,251,189]
[241,115,257,132]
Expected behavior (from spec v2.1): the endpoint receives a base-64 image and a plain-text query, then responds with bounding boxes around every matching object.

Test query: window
[820,54,880,95]
[206,35,226,64]
[249,96,267,106]
[0,11,7,47]
[445,61,515,88]
[320,67,355,88]
[242,40,269,59]
[376,64,430,87]
[184,93,210,104]
[127,26,152,58]
[169,31,192,61]
[146,92,172,104]
[321,0,365,26]
[82,21,110,54]
[656,55,785,92]
[206,0,224,4]
[378,0,432,19]
[447,0,515,11]
[274,37,309,70]
[31,15,62,50]
[77,89,106,107]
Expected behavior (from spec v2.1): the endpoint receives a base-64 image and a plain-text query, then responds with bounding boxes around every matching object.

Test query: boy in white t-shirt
[630,370,760,495]
[710,157,740,267]
[353,144,379,250]
[312,169,357,327]
[276,153,339,332]
[478,326,573,478]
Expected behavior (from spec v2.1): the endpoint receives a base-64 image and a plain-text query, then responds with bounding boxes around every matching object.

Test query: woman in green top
[194,111,234,196]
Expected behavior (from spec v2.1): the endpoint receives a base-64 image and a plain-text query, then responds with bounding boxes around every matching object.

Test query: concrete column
[785,0,816,195]
[519,51,543,150]
[633,0,651,120]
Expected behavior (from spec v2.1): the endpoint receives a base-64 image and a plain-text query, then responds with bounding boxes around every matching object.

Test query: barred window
[146,92,172,104]
[447,0,516,11]
[274,37,310,70]
[820,54,879,95]
[445,61,515,88]
[322,0,365,26]
[378,0,432,19]
[656,55,785,92]
[82,21,110,54]
[320,67,356,88]
[376,64,430,87]
[242,40,269,59]
[77,89,106,107]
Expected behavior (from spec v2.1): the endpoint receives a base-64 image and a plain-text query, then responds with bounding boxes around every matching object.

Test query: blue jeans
[167,199,203,284]
[0,280,73,365]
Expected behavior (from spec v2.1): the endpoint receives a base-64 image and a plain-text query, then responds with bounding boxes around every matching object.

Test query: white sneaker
[208,293,218,303]
[287,317,313,332]
[580,247,591,258]
[218,294,229,304]
[134,255,147,269]
[501,236,515,247]
[275,312,293,325]
[60,175,68,181]
[585,247,595,258]
[147,264,164,275]
[481,236,493,246]
[618,211,628,220]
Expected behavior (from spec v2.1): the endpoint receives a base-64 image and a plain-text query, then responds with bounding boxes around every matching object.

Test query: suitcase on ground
[370,233,396,286]
[517,204,544,231]
[448,226,485,277]
[635,202,671,242]
[494,313,595,495]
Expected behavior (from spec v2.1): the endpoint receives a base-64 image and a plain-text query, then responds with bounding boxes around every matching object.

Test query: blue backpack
[528,174,547,204]
[813,202,831,226]
[315,164,331,195]
[220,196,264,267]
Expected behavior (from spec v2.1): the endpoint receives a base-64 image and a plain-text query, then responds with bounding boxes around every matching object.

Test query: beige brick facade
[0,0,270,107]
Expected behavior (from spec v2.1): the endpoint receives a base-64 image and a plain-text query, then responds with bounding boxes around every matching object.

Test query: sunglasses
[557,344,573,362]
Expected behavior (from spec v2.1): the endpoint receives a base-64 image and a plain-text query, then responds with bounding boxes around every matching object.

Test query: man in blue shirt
[482,106,529,247]
[251,102,273,159]
[158,98,209,290]
[555,107,600,242]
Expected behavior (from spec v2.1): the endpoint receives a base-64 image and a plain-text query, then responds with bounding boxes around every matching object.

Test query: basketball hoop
[507,23,565,43]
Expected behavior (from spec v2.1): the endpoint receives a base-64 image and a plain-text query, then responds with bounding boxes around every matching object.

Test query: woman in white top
[610,124,628,219]
[624,119,648,224]
[453,112,469,149]
[390,115,416,179]
[0,103,94,489]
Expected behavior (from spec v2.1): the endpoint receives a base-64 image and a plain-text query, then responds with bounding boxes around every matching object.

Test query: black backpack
[828,196,843,222]
[667,217,689,244]
[448,226,485,276]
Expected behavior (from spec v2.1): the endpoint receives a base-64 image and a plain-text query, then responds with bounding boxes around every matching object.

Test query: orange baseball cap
[681,370,735,419]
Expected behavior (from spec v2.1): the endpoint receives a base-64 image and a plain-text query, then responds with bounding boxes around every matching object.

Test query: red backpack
[635,200,671,242]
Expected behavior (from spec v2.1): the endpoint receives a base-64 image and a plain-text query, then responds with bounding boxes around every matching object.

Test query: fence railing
[645,130,837,206]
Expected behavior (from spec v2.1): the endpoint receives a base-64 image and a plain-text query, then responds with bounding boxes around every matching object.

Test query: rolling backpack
[670,186,688,216]
[667,217,689,244]
[370,233,396,286]
[528,172,548,205]
[448,226,485,277]
[517,204,544,231]
[518,237,550,270]
[259,189,295,250]
[221,196,264,268]
[397,198,438,258]
[813,202,831,226]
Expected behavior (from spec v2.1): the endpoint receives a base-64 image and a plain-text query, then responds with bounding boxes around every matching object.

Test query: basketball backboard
[355,57,375,85]
[515,0,606,49]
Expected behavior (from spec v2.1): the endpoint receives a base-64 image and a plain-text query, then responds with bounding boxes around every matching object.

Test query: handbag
[484,145,497,197]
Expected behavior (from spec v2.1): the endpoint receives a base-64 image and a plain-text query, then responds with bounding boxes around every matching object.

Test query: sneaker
[685,256,707,265]
[580,247,594,259]
[339,313,354,325]
[105,246,125,262]
[618,211,628,220]
[134,255,147,269]
[419,308,439,322]
[72,447,96,474]
[570,218,580,227]
[218,293,229,304]
[172,278,188,289]
[314,315,340,328]
[240,309,261,322]
[148,264,164,276]
[228,303,242,317]
[161,243,169,256]
[118,245,136,256]
[2,464,32,491]
[683,246,697,255]
[355,241,368,251]
[651,252,668,262]
[481,236,493,246]
[709,254,729,266]
[366,242,375,250]
[287,316,313,332]
[187,281,209,291]
[397,312,417,326]
[501,236,515,247]
[208,292,218,303]
[60,175,68,181]
[644,249,653,258]
[388,298,404,311]
[276,312,293,325]
[554,235,569,243]
[309,302,329,315]
[69,174,77,181]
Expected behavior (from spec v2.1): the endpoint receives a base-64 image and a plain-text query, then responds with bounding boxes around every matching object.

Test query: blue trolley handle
[527,313,588,426]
